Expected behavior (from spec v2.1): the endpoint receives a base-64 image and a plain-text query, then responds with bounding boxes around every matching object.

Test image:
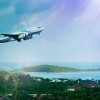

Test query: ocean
[24,72,100,80]
[0,62,100,80]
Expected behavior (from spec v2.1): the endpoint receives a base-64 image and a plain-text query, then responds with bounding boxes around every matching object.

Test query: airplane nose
[41,28,44,31]
[37,26,44,31]
[42,28,44,31]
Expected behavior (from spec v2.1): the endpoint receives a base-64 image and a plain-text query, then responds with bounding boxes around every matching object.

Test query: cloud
[0,0,12,8]
[15,0,53,14]
[0,0,18,17]
[0,5,15,17]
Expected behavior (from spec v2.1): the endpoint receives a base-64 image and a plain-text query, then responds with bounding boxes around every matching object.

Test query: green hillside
[22,65,81,72]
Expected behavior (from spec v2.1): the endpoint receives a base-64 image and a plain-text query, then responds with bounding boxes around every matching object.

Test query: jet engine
[18,33,28,39]
[23,35,33,40]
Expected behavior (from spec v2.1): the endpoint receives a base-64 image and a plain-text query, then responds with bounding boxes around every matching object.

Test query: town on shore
[0,71,100,100]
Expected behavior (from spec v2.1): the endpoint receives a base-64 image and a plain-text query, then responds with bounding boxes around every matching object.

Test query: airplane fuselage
[0,26,44,43]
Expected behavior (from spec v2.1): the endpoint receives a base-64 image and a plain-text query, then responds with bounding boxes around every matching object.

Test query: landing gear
[17,39,21,42]
[38,33,40,35]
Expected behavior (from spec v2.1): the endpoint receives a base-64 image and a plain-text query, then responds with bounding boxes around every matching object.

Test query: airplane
[0,26,44,43]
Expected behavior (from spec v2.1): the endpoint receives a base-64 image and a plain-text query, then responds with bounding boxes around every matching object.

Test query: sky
[0,0,100,65]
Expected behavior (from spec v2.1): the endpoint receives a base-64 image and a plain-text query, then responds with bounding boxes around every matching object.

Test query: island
[21,65,100,72]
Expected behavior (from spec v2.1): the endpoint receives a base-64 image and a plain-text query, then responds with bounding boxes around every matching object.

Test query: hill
[22,65,81,72]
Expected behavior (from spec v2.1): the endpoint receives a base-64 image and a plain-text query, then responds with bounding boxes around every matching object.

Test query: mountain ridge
[21,65,100,72]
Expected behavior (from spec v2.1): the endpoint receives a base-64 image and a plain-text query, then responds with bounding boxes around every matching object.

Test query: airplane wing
[1,34,21,42]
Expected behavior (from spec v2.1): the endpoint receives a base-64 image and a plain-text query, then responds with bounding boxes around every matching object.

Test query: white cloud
[0,0,18,17]
[0,5,15,17]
